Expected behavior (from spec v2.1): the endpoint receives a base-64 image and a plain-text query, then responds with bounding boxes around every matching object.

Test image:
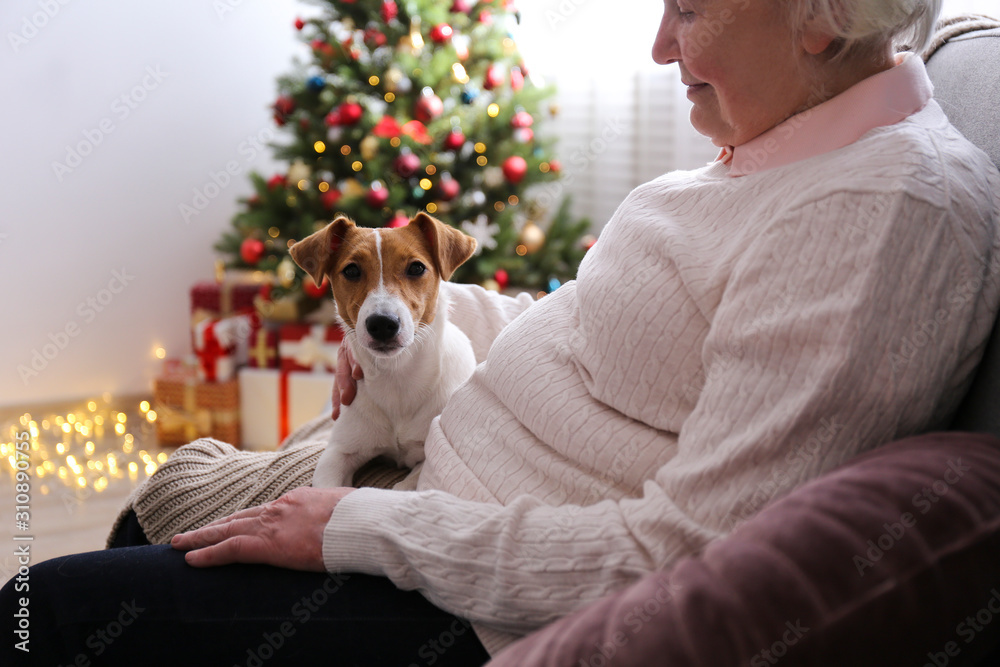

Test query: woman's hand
[331,341,363,420]
[170,486,354,571]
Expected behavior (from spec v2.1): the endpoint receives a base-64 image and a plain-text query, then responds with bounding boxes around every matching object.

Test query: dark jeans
[1,512,490,666]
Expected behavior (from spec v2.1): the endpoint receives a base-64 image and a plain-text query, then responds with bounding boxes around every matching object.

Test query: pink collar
[718,52,933,177]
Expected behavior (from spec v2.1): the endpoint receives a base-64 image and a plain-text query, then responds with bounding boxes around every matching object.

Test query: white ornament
[483,166,504,188]
[461,215,499,255]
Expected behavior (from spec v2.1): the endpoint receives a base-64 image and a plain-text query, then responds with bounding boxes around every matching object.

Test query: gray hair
[789,0,943,57]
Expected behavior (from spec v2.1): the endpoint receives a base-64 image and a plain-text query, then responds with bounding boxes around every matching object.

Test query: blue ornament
[547,277,561,293]
[306,76,326,93]
[461,86,479,104]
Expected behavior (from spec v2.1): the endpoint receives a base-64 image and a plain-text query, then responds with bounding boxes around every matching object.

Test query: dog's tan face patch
[328,224,440,330]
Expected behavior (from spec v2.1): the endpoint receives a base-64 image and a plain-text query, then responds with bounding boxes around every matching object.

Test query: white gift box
[238,368,334,450]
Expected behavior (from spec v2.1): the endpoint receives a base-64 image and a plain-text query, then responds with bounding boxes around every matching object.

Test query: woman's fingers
[332,342,362,419]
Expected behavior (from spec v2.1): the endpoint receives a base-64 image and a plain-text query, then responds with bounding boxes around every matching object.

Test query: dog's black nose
[366,314,400,342]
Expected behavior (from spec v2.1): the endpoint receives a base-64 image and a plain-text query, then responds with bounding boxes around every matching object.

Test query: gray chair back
[927,26,1000,436]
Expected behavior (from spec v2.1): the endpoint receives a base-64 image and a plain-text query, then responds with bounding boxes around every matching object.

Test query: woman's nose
[651,9,681,65]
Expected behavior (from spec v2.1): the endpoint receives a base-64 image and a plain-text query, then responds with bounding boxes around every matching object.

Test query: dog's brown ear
[410,211,477,281]
[289,216,355,285]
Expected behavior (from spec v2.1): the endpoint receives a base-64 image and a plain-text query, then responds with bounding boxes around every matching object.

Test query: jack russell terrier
[289,212,478,488]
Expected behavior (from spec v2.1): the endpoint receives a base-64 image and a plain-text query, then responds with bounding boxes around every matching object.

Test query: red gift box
[248,320,279,369]
[190,279,262,329]
[192,313,256,382]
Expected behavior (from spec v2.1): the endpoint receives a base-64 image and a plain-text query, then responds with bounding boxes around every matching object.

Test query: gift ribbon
[250,328,277,368]
[158,381,238,442]
[196,324,226,382]
[280,324,339,373]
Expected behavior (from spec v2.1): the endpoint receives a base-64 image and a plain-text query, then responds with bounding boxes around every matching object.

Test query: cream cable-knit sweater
[116,99,1000,656]
[325,99,1000,653]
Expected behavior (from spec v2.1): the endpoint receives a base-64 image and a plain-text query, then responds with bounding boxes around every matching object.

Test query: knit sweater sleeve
[323,183,1000,635]
[440,281,534,362]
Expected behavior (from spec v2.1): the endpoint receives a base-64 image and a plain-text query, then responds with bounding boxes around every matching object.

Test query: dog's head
[289,212,477,357]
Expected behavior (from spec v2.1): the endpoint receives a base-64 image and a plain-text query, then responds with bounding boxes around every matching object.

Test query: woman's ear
[800,21,838,55]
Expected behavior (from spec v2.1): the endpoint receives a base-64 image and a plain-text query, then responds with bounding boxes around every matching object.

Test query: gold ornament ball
[384,67,403,92]
[342,178,365,198]
[360,135,379,160]
[519,222,545,254]
[277,257,297,288]
[287,159,311,183]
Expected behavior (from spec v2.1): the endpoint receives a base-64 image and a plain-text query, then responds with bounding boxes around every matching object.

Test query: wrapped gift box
[190,279,263,327]
[247,319,279,368]
[154,360,240,446]
[192,313,256,381]
[279,323,342,373]
[239,368,334,450]
[239,320,343,449]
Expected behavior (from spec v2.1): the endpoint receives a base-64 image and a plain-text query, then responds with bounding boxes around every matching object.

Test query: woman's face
[652,0,818,148]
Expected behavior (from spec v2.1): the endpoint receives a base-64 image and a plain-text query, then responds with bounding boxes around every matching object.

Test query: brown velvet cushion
[488,432,1000,666]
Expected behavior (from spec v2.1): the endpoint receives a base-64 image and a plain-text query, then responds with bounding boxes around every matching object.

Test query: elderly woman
[5,0,999,664]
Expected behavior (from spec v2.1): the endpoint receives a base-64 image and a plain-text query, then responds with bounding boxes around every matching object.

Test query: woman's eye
[342,263,361,280]
[407,261,426,277]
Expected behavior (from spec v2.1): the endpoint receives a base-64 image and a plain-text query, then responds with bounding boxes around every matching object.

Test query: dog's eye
[341,263,361,280]
[407,262,426,277]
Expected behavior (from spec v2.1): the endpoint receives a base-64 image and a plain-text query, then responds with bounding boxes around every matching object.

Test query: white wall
[1,0,303,407]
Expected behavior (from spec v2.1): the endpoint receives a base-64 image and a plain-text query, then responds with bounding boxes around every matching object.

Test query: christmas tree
[215,0,591,308]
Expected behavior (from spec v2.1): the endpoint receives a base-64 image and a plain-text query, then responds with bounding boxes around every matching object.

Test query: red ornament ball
[430,23,453,43]
[386,212,410,228]
[494,269,509,290]
[273,96,295,126]
[502,156,528,184]
[366,184,390,208]
[303,275,329,298]
[240,238,265,265]
[549,159,562,174]
[381,0,398,22]
[338,102,363,125]
[393,153,422,178]
[450,0,471,14]
[437,177,460,201]
[274,96,295,116]
[294,17,305,30]
[510,66,524,91]
[510,111,533,128]
[267,174,287,190]
[364,27,387,47]
[483,64,503,91]
[320,189,342,210]
[414,94,444,123]
[443,130,465,151]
